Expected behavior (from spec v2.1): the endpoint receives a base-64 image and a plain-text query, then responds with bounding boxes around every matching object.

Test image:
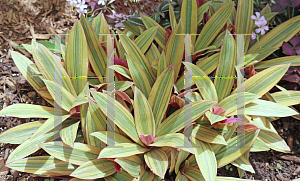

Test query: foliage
[1,0,300,180]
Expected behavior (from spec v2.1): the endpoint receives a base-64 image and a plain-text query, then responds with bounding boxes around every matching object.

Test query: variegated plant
[1,0,300,180]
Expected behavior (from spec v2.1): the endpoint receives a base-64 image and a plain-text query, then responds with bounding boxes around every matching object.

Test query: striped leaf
[156,100,216,136]
[6,130,60,164]
[146,43,160,65]
[148,64,174,128]
[91,131,132,145]
[91,91,142,145]
[139,164,155,181]
[181,0,197,43]
[150,133,194,154]
[235,0,253,52]
[205,111,228,124]
[250,137,270,152]
[30,114,71,140]
[192,125,227,145]
[119,30,156,86]
[126,54,152,98]
[165,19,184,82]
[86,101,107,147]
[123,22,141,36]
[255,56,300,69]
[134,86,156,137]
[6,156,65,176]
[258,129,290,153]
[243,53,259,66]
[169,2,177,30]
[176,53,219,91]
[194,2,234,52]
[31,40,76,96]
[127,18,144,26]
[157,50,167,77]
[216,92,261,116]
[43,159,78,175]
[191,138,217,181]
[197,1,212,25]
[92,12,110,42]
[40,141,102,165]
[231,155,255,173]
[134,26,159,54]
[183,62,218,101]
[232,64,290,96]
[70,159,115,179]
[235,99,298,117]
[0,104,67,118]
[66,20,89,94]
[175,150,189,174]
[250,47,279,63]
[81,15,107,83]
[98,143,150,158]
[271,91,300,106]
[176,171,189,181]
[248,15,300,53]
[183,167,205,181]
[43,79,76,112]
[115,155,143,178]
[0,120,45,144]
[169,148,178,173]
[104,170,136,181]
[214,130,259,168]
[60,120,80,147]
[144,148,168,178]
[140,14,166,49]
[214,30,236,100]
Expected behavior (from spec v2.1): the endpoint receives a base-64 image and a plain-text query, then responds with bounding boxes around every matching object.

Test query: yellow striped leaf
[169,148,178,173]
[169,2,177,30]
[176,171,189,181]
[150,133,194,154]
[92,13,110,42]
[40,141,102,165]
[0,120,45,144]
[191,138,217,181]
[6,156,65,176]
[192,125,227,145]
[183,167,205,181]
[31,40,76,96]
[140,14,166,49]
[146,43,160,66]
[205,111,227,124]
[175,150,189,174]
[214,130,259,168]
[30,114,71,140]
[81,15,107,83]
[197,1,212,25]
[148,64,174,128]
[183,62,218,101]
[91,131,132,145]
[243,53,259,66]
[271,91,300,106]
[235,99,298,117]
[91,91,142,145]
[214,30,236,100]
[119,31,156,86]
[258,129,290,153]
[235,0,253,52]
[6,130,60,164]
[248,15,300,53]
[144,148,168,178]
[105,170,137,181]
[70,159,115,179]
[134,26,159,54]
[60,120,80,147]
[156,100,216,136]
[139,164,155,181]
[255,56,300,69]
[165,19,184,82]
[123,22,141,36]
[194,2,234,51]
[115,155,143,178]
[43,79,76,112]
[250,137,270,152]
[0,104,65,118]
[251,47,278,63]
[134,86,155,137]
[216,92,261,116]
[231,155,255,173]
[232,64,290,96]
[99,143,150,158]
[181,0,197,44]
[66,20,89,94]
[43,160,78,175]
[157,50,167,77]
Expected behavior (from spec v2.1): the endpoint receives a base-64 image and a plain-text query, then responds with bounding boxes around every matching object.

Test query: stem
[288,7,290,19]
[257,35,262,49]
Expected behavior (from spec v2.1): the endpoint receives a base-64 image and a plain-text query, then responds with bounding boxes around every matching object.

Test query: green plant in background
[1,0,300,180]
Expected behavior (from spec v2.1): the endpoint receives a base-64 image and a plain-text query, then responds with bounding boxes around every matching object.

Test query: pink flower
[251,33,256,40]
[251,12,266,26]
[76,0,88,16]
[255,20,269,35]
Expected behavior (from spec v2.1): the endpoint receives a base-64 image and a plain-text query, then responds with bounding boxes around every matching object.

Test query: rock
[10,169,19,178]
[287,135,293,151]
[27,91,36,99]
[11,66,20,73]
[293,166,300,175]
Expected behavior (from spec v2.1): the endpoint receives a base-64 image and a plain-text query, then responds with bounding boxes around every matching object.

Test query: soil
[1,0,300,181]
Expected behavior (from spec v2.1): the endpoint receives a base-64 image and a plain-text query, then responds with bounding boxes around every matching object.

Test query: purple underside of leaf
[275,0,300,7]
[213,106,226,115]
[113,57,129,69]
[282,74,300,83]
[289,36,300,47]
[220,118,243,124]
[282,43,296,55]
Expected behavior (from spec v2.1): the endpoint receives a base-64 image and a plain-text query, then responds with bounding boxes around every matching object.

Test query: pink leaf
[213,106,226,115]
[220,118,243,124]
[140,135,155,146]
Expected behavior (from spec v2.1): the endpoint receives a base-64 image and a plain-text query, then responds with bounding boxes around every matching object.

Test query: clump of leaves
[1,0,300,180]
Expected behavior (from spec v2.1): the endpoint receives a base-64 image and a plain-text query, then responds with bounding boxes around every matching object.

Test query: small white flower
[67,0,78,6]
[251,12,266,26]
[255,20,269,35]
[98,0,105,5]
[76,0,88,17]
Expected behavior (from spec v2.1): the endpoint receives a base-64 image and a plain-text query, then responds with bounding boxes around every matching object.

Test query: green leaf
[181,0,197,43]
[144,148,168,178]
[115,155,143,178]
[98,143,150,158]
[134,26,159,54]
